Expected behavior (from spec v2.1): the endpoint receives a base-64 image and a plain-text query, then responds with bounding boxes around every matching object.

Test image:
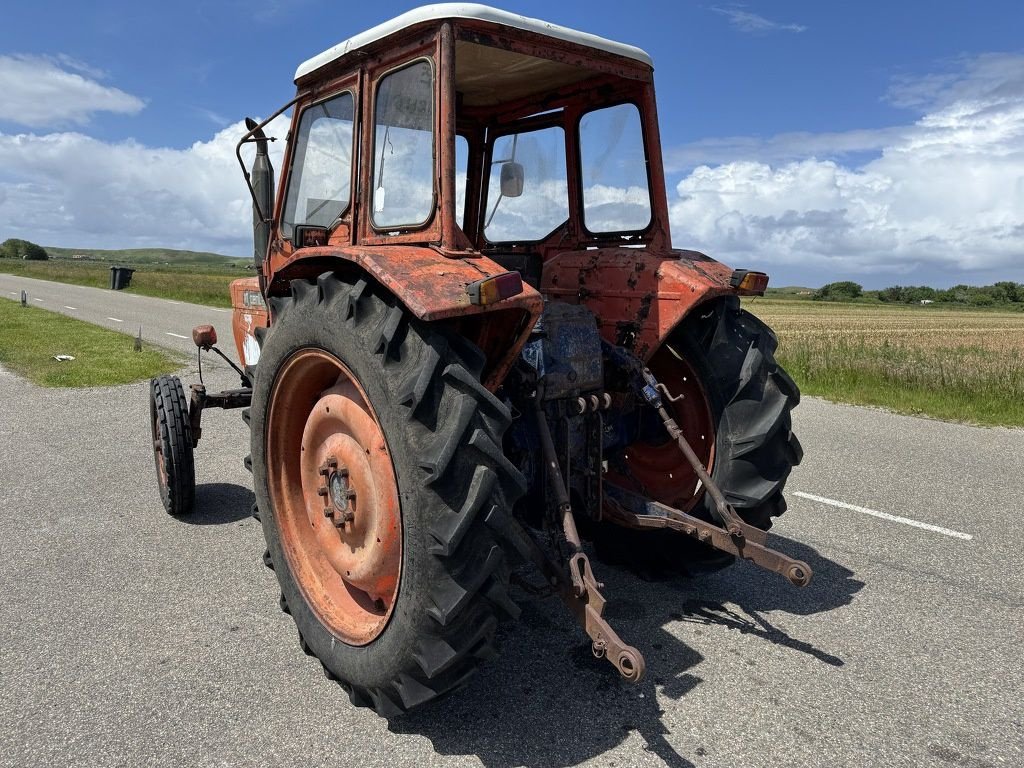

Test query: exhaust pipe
[244,117,274,278]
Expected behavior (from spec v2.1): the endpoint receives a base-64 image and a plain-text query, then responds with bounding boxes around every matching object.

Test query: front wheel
[248,273,525,715]
[150,375,195,517]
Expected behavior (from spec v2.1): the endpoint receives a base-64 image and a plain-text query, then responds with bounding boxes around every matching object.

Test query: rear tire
[248,272,525,716]
[595,296,802,574]
[150,375,196,517]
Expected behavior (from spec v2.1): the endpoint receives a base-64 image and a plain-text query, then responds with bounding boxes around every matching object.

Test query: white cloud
[0,117,288,254]
[668,54,1024,280]
[711,6,806,34]
[665,126,907,171]
[0,54,145,128]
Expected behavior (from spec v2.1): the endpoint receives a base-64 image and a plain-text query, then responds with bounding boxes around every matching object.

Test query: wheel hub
[318,458,355,526]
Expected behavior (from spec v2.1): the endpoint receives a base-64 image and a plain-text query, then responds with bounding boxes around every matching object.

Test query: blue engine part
[519,302,604,400]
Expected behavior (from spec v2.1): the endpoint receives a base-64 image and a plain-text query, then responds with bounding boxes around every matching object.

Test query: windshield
[281,91,354,239]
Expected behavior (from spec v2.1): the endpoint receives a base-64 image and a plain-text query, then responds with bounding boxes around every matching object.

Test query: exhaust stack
[244,117,274,275]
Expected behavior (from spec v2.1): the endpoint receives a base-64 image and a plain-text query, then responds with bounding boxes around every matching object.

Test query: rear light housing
[466,271,524,306]
[730,269,769,296]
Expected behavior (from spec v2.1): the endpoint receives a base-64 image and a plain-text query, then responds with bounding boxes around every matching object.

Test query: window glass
[484,126,568,242]
[372,61,434,228]
[455,134,468,230]
[281,92,354,239]
[579,103,652,233]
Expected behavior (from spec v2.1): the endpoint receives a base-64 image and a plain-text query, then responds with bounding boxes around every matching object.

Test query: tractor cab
[273,4,667,257]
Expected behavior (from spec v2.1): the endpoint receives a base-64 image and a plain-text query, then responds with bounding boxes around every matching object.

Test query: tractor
[148,3,808,716]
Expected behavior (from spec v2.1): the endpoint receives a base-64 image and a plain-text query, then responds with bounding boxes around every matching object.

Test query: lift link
[533,397,646,682]
[603,484,812,587]
[630,367,812,588]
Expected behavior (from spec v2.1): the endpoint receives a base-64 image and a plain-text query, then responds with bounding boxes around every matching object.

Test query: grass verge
[0,259,239,307]
[747,298,1024,428]
[0,299,185,387]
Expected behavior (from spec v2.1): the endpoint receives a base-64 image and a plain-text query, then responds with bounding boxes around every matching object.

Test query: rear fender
[541,248,740,361]
[268,246,543,389]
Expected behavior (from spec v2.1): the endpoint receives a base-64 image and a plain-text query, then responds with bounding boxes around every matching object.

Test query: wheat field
[745,299,1024,427]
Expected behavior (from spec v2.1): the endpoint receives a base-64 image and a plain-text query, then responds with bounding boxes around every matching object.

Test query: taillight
[466,271,524,306]
[730,269,769,295]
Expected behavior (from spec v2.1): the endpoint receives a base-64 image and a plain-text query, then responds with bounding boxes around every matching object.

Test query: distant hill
[45,246,246,267]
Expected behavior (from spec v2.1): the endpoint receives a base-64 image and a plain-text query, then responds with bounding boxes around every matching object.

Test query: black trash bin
[110,266,135,290]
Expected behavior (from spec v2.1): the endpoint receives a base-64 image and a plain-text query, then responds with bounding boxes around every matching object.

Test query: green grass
[0,299,185,387]
[0,258,242,307]
[746,298,1024,428]
[43,245,244,265]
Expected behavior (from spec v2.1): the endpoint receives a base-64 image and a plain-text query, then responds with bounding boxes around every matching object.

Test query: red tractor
[149,4,807,716]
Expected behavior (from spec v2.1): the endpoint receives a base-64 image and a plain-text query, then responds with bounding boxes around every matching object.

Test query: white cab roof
[295,3,653,81]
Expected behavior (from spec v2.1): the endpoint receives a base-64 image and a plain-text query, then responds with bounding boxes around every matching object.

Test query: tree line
[812,280,1024,307]
[1,238,48,260]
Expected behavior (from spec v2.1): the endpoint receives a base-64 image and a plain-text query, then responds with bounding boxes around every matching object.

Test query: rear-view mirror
[501,162,524,197]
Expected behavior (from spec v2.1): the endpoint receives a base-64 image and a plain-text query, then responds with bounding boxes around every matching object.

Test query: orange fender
[541,248,738,360]
[268,246,543,389]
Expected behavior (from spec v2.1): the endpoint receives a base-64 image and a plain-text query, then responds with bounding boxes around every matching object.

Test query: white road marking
[210,308,228,313]
[33,298,44,302]
[165,332,189,339]
[106,317,123,323]
[793,491,973,540]
[64,306,77,310]
[8,291,16,295]
[167,300,181,305]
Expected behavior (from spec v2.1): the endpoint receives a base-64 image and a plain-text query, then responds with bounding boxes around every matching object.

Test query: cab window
[579,103,652,233]
[281,91,355,239]
[371,60,435,229]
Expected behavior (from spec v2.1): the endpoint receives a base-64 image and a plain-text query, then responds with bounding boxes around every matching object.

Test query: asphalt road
[0,273,236,359]
[1,280,1022,767]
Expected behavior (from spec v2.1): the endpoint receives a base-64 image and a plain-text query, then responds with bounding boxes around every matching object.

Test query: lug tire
[150,375,196,517]
[595,296,802,574]
[248,272,525,716]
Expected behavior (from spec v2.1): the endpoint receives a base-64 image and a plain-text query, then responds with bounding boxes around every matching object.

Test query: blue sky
[1,0,1022,287]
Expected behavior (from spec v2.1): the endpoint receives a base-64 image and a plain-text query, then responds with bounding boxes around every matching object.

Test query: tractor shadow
[184,483,255,525]
[389,536,861,767]
[660,534,864,669]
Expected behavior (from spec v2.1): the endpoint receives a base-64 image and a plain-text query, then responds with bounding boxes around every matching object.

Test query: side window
[579,103,652,233]
[484,126,568,243]
[455,134,469,230]
[372,60,434,229]
[281,92,355,239]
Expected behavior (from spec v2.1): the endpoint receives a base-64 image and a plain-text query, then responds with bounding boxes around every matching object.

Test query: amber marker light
[730,269,769,296]
[466,272,524,306]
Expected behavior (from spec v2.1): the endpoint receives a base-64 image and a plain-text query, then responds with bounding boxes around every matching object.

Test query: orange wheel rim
[267,349,401,646]
[613,345,715,511]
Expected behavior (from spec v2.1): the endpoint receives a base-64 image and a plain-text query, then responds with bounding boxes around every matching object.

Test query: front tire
[248,272,525,715]
[150,375,195,517]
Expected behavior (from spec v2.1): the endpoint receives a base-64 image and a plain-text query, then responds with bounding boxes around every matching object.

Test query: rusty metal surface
[542,248,738,359]
[229,278,269,370]
[604,483,812,588]
[533,394,646,682]
[269,245,542,389]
